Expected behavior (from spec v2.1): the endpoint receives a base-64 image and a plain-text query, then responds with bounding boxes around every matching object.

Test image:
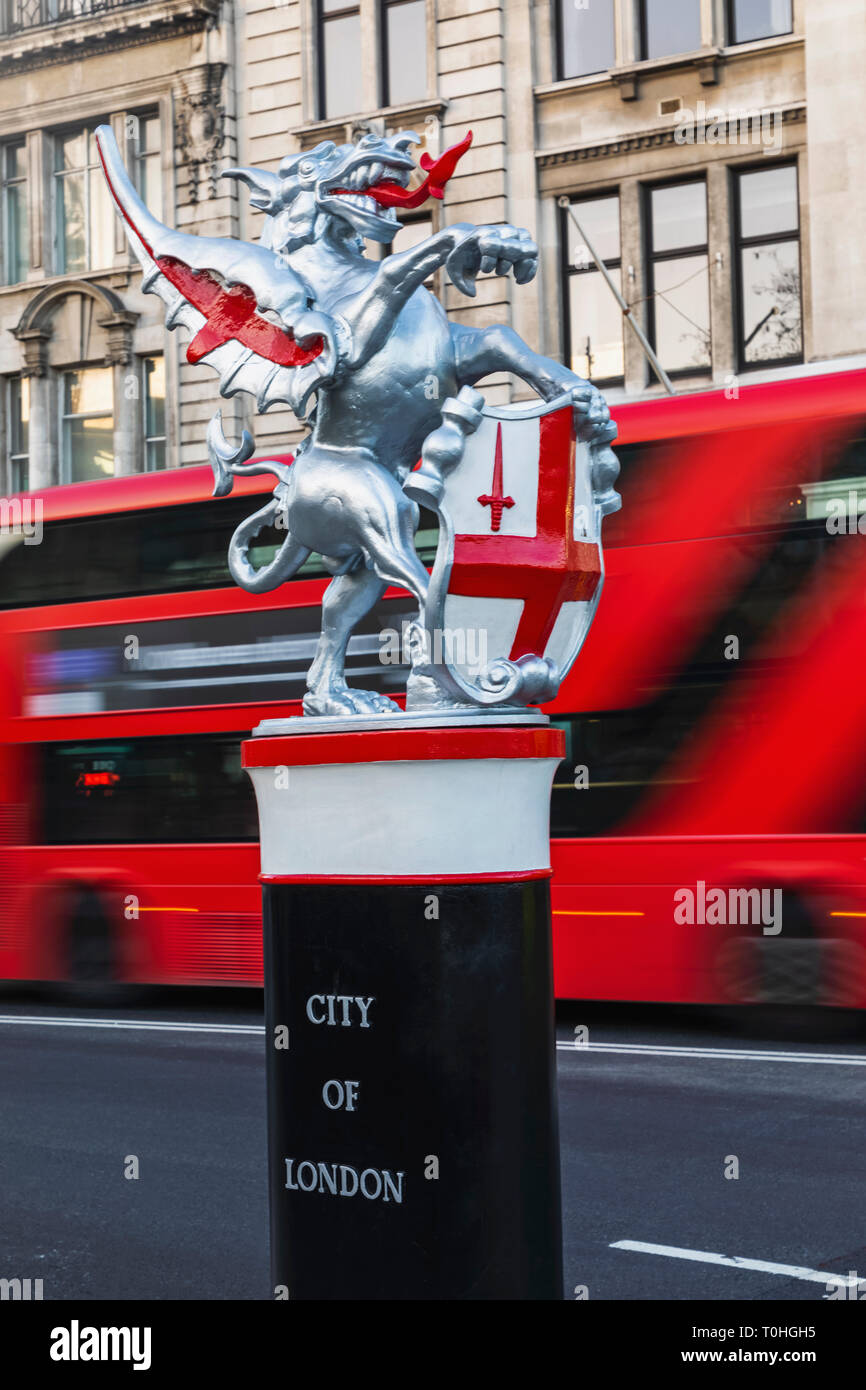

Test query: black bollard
[243,717,565,1301]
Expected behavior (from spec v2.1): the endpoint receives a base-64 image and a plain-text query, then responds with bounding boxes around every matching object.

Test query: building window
[54,127,114,273]
[382,0,427,107]
[561,194,624,384]
[2,141,28,284]
[734,162,802,368]
[143,356,166,471]
[8,375,29,492]
[133,113,163,223]
[61,367,114,483]
[645,179,711,375]
[639,0,702,60]
[318,0,364,119]
[557,0,615,80]
[728,0,792,45]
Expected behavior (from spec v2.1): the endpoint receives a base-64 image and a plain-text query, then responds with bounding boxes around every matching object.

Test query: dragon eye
[299,161,315,176]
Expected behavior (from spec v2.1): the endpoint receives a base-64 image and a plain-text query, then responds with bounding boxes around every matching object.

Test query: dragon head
[223,129,472,256]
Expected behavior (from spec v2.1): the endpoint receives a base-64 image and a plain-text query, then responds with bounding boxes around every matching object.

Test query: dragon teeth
[344,193,377,213]
[367,161,384,185]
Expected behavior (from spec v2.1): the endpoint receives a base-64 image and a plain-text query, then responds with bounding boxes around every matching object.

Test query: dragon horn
[222,166,283,214]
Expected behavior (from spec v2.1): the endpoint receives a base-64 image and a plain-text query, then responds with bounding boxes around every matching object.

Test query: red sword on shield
[454,407,602,659]
[477,423,515,532]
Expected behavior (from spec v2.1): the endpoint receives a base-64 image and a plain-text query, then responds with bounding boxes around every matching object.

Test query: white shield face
[439,396,603,691]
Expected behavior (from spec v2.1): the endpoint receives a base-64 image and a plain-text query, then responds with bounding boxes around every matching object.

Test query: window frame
[554,0,616,83]
[643,175,712,380]
[380,0,428,108]
[7,374,29,493]
[638,0,703,62]
[52,122,112,275]
[60,364,115,486]
[142,354,166,472]
[559,191,624,388]
[317,0,363,120]
[731,158,803,373]
[131,109,163,224]
[726,0,793,46]
[2,138,28,285]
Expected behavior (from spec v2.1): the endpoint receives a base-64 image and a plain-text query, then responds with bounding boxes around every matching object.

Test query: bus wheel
[61,887,122,1005]
[714,892,860,1039]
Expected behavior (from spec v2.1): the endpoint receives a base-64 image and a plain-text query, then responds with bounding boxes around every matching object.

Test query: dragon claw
[303,686,400,718]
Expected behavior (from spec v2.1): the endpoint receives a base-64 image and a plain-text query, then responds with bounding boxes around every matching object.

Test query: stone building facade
[0,0,863,490]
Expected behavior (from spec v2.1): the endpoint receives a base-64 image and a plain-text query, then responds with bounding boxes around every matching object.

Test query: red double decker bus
[1,364,865,1007]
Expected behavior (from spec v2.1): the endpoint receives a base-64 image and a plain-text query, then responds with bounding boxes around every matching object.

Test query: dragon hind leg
[304,566,400,717]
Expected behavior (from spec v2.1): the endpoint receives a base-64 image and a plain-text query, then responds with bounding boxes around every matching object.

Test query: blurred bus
[551,365,866,1008]
[0,365,864,1006]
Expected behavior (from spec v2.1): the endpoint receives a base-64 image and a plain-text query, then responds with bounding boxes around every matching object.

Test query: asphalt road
[0,989,863,1301]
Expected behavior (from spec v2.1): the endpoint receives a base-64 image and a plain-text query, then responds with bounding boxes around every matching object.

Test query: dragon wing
[95,126,341,418]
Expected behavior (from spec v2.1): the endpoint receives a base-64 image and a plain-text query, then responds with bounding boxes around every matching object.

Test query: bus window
[0,498,439,608]
[602,423,866,548]
[550,686,710,837]
[22,600,415,716]
[40,734,259,844]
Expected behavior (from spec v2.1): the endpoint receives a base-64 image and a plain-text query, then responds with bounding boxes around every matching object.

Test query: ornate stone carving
[175,63,226,205]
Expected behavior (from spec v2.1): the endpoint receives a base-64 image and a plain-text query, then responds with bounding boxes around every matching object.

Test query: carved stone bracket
[12,327,50,378]
[98,309,139,367]
[175,63,226,205]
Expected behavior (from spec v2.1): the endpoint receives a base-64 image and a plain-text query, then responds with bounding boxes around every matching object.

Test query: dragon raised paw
[97,124,619,717]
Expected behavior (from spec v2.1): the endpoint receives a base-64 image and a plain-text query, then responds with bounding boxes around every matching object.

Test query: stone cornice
[536,104,807,168]
[0,0,219,75]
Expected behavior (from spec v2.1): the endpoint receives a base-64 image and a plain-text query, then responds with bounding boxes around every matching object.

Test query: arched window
[12,280,140,489]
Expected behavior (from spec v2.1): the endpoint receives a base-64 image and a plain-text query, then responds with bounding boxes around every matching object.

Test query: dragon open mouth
[330,130,473,212]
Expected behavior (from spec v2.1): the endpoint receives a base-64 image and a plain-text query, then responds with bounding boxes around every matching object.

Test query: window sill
[736,355,805,376]
[722,33,803,60]
[537,50,728,103]
[535,72,617,102]
[295,98,449,150]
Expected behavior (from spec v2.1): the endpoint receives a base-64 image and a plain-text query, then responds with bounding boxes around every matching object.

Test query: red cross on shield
[440,395,604,687]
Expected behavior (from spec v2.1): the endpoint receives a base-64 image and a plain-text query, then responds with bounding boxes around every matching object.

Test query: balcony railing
[1,0,149,34]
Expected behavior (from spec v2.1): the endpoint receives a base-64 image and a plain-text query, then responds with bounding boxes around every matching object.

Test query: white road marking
[557,1041,866,1066]
[0,1014,264,1036]
[0,1016,861,1065]
[611,1240,866,1288]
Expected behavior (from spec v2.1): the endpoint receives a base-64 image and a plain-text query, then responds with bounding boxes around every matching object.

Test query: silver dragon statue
[97,125,620,718]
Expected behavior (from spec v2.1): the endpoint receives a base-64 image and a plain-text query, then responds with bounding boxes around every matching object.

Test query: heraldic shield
[405,391,614,711]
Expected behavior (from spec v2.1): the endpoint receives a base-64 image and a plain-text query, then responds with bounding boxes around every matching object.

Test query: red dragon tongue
[366,130,473,209]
